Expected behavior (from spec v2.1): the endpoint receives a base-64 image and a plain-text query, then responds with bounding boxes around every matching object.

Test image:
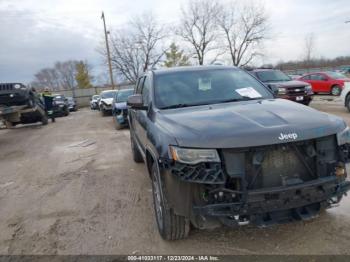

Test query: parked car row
[90,88,134,130]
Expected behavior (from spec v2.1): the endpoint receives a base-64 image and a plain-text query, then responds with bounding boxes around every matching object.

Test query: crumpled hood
[115,102,127,110]
[157,99,346,148]
[101,98,113,105]
[266,80,309,88]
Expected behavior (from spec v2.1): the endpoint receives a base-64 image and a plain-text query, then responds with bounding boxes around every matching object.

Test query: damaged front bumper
[193,176,350,226]
[160,136,350,228]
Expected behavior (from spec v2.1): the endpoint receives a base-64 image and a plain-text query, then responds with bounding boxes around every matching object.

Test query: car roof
[100,89,116,93]
[151,65,238,75]
[118,88,134,92]
[250,69,280,72]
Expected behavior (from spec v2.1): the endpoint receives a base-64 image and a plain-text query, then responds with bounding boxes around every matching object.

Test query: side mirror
[127,94,147,110]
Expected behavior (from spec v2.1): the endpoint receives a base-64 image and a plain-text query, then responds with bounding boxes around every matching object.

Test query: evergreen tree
[164,43,190,67]
[75,61,93,88]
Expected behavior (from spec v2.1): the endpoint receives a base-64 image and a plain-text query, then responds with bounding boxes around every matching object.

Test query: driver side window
[141,76,151,106]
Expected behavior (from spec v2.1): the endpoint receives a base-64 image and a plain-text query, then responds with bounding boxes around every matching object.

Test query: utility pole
[101,11,115,89]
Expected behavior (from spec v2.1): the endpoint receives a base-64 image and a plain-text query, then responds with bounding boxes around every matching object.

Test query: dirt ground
[1,96,350,255]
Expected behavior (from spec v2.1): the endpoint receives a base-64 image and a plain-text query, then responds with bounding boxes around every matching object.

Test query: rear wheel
[331,85,342,96]
[151,163,190,240]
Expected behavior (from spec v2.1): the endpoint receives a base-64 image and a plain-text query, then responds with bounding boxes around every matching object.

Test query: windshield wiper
[160,96,260,109]
[218,96,260,103]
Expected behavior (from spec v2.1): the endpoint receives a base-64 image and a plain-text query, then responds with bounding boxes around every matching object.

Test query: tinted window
[116,89,134,103]
[255,70,291,82]
[54,95,64,101]
[310,74,326,80]
[154,69,273,109]
[136,77,145,94]
[141,77,151,106]
[101,91,116,98]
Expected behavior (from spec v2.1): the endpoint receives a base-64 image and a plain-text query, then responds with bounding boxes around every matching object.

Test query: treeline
[276,56,350,71]
[31,60,93,91]
[101,0,269,83]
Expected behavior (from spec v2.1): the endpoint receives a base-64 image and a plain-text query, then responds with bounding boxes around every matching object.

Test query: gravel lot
[1,96,350,255]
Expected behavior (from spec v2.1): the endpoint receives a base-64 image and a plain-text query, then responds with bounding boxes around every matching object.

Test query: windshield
[154,69,273,109]
[326,71,347,79]
[54,95,65,101]
[101,91,115,99]
[255,70,291,82]
[116,89,134,103]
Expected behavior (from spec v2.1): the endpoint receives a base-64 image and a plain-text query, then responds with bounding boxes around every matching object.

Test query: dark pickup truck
[0,83,48,127]
[249,68,313,105]
[127,66,350,240]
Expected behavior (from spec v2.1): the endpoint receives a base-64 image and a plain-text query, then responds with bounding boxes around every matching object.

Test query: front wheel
[151,163,190,240]
[41,113,48,125]
[331,85,342,96]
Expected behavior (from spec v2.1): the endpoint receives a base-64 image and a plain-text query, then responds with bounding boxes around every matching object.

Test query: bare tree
[55,61,78,90]
[178,0,222,65]
[32,68,60,91]
[32,60,81,90]
[304,33,315,66]
[108,13,167,83]
[218,1,269,66]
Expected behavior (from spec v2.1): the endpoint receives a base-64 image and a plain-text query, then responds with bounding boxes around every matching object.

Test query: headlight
[169,146,220,164]
[14,84,21,89]
[337,126,350,145]
[278,87,287,95]
[305,84,312,91]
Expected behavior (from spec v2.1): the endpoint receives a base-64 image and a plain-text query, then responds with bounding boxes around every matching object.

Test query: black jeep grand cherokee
[127,66,350,240]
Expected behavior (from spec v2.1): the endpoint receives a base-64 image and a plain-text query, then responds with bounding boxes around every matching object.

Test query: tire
[331,85,342,96]
[115,120,122,130]
[101,108,107,116]
[114,116,123,130]
[151,163,190,240]
[346,95,350,112]
[130,134,143,163]
[41,114,49,125]
[5,121,13,129]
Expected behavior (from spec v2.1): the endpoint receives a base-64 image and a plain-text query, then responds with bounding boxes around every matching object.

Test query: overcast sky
[0,0,349,83]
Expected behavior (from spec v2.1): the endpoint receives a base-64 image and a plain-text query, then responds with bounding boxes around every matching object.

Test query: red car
[298,71,350,96]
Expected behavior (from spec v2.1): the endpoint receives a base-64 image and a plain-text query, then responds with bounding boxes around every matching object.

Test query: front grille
[286,86,306,96]
[222,136,337,190]
[0,83,14,91]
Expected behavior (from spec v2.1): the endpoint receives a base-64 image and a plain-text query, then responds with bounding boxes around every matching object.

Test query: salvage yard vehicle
[249,68,313,105]
[298,71,350,96]
[99,90,117,116]
[53,94,69,117]
[127,66,350,240]
[90,95,100,110]
[112,88,133,130]
[339,82,350,111]
[67,96,77,112]
[0,83,48,127]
